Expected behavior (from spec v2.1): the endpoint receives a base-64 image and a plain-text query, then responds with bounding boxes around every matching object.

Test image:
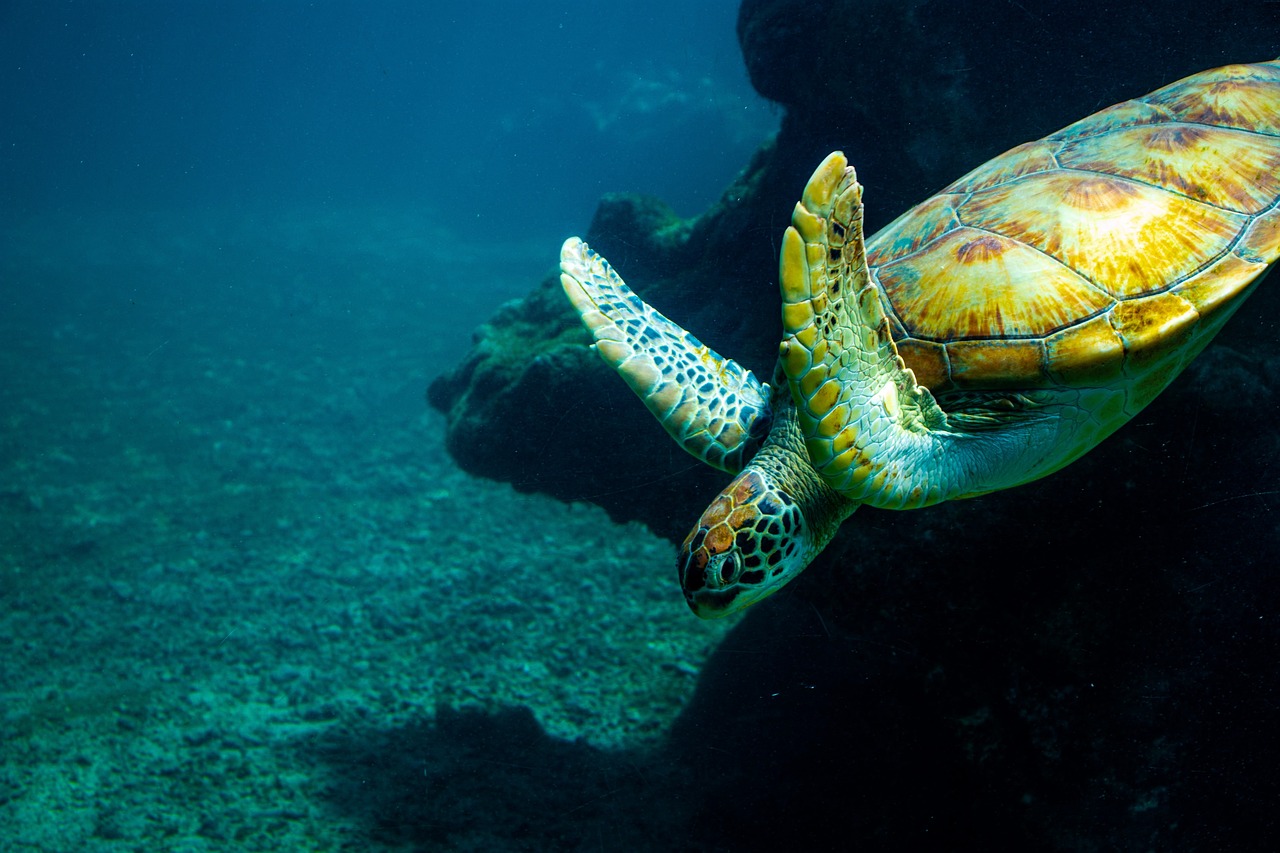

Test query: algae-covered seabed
[0,210,733,850]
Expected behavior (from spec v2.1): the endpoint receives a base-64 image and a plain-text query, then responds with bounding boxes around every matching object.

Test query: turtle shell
[866,60,1280,408]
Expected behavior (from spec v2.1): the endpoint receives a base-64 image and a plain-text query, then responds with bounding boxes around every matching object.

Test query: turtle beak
[684,586,743,618]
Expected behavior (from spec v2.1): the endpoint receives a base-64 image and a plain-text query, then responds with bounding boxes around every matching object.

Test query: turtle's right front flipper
[779,154,1063,507]
[560,237,772,473]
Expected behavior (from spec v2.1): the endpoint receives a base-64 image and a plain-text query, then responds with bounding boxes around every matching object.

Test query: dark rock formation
[427,3,1280,846]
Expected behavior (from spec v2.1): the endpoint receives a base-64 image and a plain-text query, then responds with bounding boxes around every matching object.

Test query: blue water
[1,1,771,231]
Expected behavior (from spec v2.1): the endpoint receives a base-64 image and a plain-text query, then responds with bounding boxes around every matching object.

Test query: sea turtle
[559,60,1280,618]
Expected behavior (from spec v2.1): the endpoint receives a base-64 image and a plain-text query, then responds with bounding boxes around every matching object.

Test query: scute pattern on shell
[864,60,1280,394]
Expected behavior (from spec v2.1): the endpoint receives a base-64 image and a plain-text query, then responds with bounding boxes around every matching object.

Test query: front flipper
[560,237,772,473]
[779,153,1059,508]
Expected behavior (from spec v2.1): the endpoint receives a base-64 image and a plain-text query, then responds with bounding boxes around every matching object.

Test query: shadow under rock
[311,704,702,851]
[307,600,1019,852]
[307,639,944,853]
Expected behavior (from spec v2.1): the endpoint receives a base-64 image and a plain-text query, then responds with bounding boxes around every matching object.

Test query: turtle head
[678,468,815,618]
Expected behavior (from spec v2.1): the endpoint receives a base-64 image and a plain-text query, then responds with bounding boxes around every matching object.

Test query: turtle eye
[710,551,741,587]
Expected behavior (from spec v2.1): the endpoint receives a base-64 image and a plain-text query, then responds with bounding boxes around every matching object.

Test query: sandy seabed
[0,209,734,850]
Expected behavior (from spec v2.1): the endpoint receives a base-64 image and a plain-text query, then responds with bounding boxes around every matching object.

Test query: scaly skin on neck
[678,403,857,617]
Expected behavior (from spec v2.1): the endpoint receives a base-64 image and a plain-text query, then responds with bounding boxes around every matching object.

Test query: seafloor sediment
[0,211,734,850]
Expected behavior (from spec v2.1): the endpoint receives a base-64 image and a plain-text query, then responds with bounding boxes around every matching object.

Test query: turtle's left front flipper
[560,238,772,473]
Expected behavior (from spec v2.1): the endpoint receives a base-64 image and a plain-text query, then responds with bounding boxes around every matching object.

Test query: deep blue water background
[1,1,771,230]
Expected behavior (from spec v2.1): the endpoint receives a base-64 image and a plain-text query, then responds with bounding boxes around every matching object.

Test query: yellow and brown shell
[867,60,1280,410]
